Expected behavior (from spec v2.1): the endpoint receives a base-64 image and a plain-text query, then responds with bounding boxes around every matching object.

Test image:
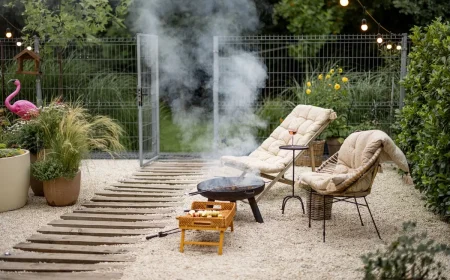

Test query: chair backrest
[249,105,336,165]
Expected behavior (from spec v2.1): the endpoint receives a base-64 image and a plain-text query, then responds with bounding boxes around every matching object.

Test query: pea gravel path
[0,159,449,280]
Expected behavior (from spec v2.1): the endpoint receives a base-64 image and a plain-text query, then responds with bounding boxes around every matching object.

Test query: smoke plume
[131,0,267,156]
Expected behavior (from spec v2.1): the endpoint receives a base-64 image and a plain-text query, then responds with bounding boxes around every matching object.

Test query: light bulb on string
[5,28,12,38]
[26,46,32,51]
[16,41,22,47]
[361,19,368,31]
[396,44,402,50]
[386,42,392,50]
[376,33,383,44]
[340,0,349,7]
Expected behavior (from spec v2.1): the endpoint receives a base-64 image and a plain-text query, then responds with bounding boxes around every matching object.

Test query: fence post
[213,36,219,151]
[399,33,408,109]
[34,36,43,107]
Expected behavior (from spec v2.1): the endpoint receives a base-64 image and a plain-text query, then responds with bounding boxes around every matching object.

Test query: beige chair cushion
[221,105,336,173]
[298,130,409,195]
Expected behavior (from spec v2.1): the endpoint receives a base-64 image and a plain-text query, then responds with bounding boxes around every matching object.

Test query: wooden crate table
[176,201,236,255]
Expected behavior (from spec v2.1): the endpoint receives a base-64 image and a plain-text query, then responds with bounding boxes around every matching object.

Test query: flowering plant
[302,67,352,141]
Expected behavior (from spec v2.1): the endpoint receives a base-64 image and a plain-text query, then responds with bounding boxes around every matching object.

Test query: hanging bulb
[396,44,402,50]
[386,42,392,50]
[361,19,368,31]
[376,34,383,44]
[26,46,32,51]
[16,41,22,47]
[340,0,349,7]
[5,28,12,38]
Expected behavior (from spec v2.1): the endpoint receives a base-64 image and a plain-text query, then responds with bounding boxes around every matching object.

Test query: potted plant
[31,102,124,206]
[0,143,30,212]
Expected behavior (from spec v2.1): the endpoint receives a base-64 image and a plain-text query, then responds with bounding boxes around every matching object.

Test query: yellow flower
[318,74,323,80]
[342,77,349,83]
[306,81,312,87]
[330,69,334,74]
[334,83,341,90]
[325,74,331,79]
[338,68,343,73]
[306,89,312,95]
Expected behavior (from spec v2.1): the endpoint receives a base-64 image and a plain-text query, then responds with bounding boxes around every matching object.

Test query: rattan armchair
[299,147,383,242]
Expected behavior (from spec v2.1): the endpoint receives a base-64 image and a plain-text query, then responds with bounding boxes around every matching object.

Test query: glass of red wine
[288,129,297,146]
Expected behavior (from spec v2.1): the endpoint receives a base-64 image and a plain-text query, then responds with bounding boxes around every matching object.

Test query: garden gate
[137,34,159,166]
[213,34,409,146]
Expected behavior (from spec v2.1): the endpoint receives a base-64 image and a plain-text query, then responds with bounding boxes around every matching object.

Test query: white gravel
[0,160,449,280]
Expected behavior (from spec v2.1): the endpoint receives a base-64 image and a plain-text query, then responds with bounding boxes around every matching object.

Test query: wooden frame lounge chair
[297,130,410,242]
[221,105,337,202]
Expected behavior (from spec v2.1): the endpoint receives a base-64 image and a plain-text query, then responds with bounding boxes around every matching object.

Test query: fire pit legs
[248,197,263,223]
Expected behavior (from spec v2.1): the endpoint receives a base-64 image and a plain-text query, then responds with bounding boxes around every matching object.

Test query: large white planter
[0,150,30,212]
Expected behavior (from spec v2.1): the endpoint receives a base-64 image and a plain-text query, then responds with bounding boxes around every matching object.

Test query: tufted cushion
[221,105,336,173]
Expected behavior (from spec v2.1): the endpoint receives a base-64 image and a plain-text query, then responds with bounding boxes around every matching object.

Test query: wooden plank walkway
[0,158,214,277]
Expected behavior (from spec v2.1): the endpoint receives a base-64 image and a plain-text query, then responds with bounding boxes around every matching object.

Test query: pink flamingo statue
[5,79,39,120]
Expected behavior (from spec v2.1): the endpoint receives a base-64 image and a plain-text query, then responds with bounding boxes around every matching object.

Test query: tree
[7,0,130,94]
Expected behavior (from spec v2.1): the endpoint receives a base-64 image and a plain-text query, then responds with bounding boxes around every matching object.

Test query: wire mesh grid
[216,34,410,140]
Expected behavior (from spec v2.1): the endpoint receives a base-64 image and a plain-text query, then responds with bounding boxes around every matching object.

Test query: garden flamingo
[5,79,39,120]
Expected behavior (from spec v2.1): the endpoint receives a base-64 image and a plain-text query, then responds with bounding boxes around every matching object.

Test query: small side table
[279,145,308,214]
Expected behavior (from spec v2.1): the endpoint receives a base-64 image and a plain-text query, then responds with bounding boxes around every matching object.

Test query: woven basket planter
[295,140,325,167]
[307,194,333,220]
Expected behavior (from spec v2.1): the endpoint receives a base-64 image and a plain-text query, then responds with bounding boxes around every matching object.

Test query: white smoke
[131,0,267,156]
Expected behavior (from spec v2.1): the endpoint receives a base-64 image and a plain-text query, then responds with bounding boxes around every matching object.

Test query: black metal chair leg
[355,197,364,226]
[323,195,326,242]
[364,197,381,240]
[308,190,312,228]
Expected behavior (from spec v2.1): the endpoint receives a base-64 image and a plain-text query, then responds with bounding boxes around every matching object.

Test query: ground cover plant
[396,18,450,218]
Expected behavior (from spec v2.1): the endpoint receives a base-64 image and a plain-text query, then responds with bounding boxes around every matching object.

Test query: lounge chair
[221,105,337,202]
[297,130,410,242]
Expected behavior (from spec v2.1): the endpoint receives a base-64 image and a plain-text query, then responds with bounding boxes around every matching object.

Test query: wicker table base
[308,192,333,220]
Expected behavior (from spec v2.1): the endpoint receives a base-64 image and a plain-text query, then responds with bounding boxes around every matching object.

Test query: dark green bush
[396,18,450,217]
[361,222,450,280]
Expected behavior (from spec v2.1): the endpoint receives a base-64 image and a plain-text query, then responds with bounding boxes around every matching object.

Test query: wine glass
[288,129,297,146]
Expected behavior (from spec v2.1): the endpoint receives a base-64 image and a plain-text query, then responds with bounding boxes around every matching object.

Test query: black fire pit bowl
[196,176,265,201]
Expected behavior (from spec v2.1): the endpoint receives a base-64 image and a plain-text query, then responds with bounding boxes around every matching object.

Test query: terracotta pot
[326,137,342,156]
[0,150,30,212]
[30,153,44,196]
[43,171,81,207]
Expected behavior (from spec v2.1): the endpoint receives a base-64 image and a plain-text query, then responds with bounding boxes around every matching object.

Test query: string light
[386,42,392,50]
[361,19,368,31]
[376,33,383,44]
[396,44,402,50]
[16,41,22,47]
[5,28,12,38]
[26,46,32,51]
[340,0,349,7]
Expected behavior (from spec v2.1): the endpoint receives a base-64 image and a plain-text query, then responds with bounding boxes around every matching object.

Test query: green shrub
[396,18,450,217]
[0,148,25,158]
[361,222,450,280]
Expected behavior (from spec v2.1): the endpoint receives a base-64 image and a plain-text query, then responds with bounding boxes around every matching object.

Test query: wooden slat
[104,187,184,194]
[141,166,205,170]
[0,262,124,272]
[61,213,164,221]
[95,191,180,198]
[82,202,181,208]
[14,243,129,254]
[73,208,172,215]
[119,179,198,185]
[37,227,151,237]
[110,183,193,189]
[27,234,138,245]
[49,220,165,229]
[136,170,203,174]
[90,196,181,203]
[131,174,204,180]
[0,252,134,264]
[0,272,122,280]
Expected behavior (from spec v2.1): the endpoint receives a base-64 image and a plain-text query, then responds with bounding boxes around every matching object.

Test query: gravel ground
[0,160,449,280]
